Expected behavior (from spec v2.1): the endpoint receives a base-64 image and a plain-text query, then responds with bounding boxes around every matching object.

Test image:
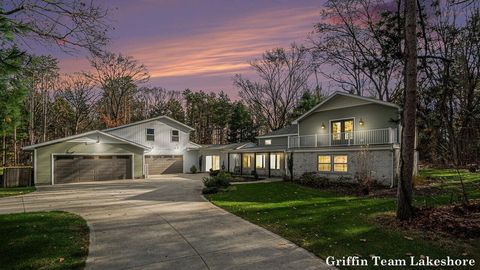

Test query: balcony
[288,128,399,148]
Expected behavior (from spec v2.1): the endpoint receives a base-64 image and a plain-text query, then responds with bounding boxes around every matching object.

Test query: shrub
[203,171,232,188]
[190,165,198,174]
[209,169,220,176]
[296,172,329,188]
[202,186,219,194]
[251,170,259,180]
[467,164,478,173]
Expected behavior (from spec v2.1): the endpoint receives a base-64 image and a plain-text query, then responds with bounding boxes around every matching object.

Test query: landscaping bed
[377,200,480,239]
[0,211,89,270]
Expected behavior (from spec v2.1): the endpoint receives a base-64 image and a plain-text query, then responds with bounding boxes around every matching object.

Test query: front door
[331,119,354,145]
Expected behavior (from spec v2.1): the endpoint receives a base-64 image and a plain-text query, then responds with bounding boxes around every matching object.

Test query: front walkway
[0,174,333,270]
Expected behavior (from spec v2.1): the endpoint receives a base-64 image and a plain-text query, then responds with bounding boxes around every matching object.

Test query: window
[206,155,220,171]
[171,130,179,142]
[243,155,252,168]
[146,128,155,141]
[256,154,266,169]
[334,155,348,172]
[265,139,272,145]
[270,153,283,170]
[318,155,331,172]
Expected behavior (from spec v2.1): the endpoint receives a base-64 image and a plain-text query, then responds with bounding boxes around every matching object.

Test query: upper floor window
[146,128,155,141]
[265,139,272,145]
[171,130,179,142]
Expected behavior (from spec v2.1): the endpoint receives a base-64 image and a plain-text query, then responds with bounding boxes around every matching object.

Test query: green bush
[190,165,198,174]
[202,186,219,194]
[296,172,330,188]
[203,171,232,189]
[209,169,220,176]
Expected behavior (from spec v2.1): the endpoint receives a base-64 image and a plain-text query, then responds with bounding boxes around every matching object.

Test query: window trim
[333,155,348,172]
[317,155,332,172]
[146,128,155,141]
[171,129,180,142]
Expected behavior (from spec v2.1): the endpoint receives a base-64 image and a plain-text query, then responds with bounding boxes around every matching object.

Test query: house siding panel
[298,103,399,136]
[258,136,289,147]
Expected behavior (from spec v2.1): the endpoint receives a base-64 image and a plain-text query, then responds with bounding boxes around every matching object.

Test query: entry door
[331,119,354,145]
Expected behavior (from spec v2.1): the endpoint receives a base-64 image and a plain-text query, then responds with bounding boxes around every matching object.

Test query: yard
[0,211,89,270]
[0,187,36,198]
[208,169,480,269]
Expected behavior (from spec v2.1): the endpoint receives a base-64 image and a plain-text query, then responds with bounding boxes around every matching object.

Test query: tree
[234,44,313,132]
[23,55,59,143]
[396,0,417,220]
[86,52,149,128]
[227,101,257,143]
[290,90,324,120]
[311,0,404,101]
[57,73,97,134]
[0,49,28,165]
[0,0,110,55]
[134,87,184,121]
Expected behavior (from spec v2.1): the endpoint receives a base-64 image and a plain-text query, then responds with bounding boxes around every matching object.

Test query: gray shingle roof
[257,124,298,138]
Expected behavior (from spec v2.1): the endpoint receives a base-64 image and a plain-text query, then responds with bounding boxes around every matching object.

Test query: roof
[292,91,401,124]
[200,142,255,151]
[229,145,287,153]
[22,130,151,151]
[256,125,298,139]
[103,115,194,132]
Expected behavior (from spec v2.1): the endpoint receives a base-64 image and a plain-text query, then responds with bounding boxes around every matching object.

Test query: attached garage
[54,155,133,184]
[145,155,183,175]
[23,130,149,185]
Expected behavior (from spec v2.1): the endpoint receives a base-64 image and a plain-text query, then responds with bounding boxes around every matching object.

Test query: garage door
[54,155,132,184]
[145,155,183,175]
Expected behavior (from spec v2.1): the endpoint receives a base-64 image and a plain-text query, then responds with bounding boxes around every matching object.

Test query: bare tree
[135,87,183,119]
[57,73,97,134]
[234,44,313,131]
[0,0,111,54]
[397,0,417,220]
[86,52,149,127]
[311,0,404,101]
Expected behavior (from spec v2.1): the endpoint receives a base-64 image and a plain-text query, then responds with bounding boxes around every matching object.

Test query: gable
[315,95,372,111]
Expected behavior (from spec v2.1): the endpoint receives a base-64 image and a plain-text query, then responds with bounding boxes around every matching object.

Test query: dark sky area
[33,0,326,98]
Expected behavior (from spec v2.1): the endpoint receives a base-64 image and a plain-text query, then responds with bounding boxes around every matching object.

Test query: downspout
[268,152,271,178]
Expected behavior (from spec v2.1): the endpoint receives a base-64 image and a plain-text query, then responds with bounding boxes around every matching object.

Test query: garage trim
[51,153,135,185]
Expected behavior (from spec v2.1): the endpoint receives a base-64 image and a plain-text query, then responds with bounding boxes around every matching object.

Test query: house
[205,92,404,186]
[23,116,201,185]
[23,92,407,187]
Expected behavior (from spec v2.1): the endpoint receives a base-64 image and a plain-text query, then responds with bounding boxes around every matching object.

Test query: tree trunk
[397,0,417,220]
[13,126,17,165]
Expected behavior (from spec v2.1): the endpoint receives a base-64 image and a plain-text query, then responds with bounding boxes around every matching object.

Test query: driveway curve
[0,174,333,270]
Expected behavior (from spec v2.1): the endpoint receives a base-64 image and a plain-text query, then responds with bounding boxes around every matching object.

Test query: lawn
[0,211,89,270]
[208,169,480,270]
[0,187,36,198]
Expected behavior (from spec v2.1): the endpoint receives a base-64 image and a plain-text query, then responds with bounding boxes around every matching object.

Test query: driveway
[0,174,333,270]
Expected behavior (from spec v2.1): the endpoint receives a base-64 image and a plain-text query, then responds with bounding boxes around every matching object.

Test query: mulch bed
[377,200,480,239]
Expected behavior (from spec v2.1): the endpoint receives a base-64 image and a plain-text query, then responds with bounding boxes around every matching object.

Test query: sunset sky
[34,0,325,97]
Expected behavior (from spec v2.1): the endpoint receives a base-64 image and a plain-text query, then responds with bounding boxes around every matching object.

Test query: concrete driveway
[0,174,333,270]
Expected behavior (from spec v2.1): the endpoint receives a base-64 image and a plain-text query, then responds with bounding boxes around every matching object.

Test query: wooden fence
[0,167,33,188]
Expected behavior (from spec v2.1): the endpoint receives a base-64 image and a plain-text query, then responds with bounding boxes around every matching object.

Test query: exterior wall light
[359,118,365,126]
[321,122,326,129]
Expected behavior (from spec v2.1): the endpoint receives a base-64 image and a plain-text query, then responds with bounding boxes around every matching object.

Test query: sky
[36,0,325,98]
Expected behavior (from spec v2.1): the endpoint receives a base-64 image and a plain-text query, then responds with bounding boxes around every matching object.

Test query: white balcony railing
[288,128,398,148]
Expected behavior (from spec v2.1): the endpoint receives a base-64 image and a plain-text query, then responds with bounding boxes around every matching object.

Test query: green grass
[417,169,480,206]
[0,211,89,270]
[0,187,36,198]
[208,169,480,270]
